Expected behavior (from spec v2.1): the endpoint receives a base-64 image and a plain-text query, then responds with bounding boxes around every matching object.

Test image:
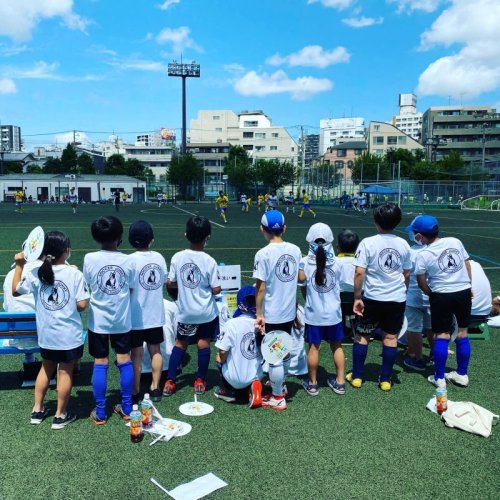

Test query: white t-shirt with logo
[69,193,78,203]
[17,264,89,350]
[414,237,471,293]
[253,241,302,323]
[268,195,278,208]
[83,250,134,334]
[359,195,367,206]
[470,260,492,317]
[168,249,220,324]
[3,261,42,312]
[300,257,342,326]
[407,245,430,308]
[337,255,356,293]
[215,315,263,389]
[129,251,168,330]
[354,233,412,303]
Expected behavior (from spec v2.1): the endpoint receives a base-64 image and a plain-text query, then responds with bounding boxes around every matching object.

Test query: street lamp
[168,60,200,156]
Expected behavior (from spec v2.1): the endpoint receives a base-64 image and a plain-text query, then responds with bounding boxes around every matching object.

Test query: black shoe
[31,407,50,425]
[132,393,141,405]
[51,411,77,430]
[150,388,162,403]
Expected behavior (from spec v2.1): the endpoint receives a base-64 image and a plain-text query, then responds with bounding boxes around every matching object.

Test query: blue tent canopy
[361,185,401,195]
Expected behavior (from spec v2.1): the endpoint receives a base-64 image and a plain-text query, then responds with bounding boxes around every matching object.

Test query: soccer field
[0,202,499,499]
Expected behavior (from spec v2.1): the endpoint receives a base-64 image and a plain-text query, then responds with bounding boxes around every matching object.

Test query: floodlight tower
[168,60,200,155]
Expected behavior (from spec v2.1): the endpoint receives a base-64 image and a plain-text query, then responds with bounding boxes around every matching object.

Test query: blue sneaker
[327,376,346,395]
[404,356,426,372]
[302,379,319,396]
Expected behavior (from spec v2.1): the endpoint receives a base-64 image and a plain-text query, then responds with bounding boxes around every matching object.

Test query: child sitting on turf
[83,216,135,425]
[412,215,473,388]
[128,220,168,403]
[298,223,345,396]
[253,210,301,411]
[214,286,263,408]
[163,216,221,396]
[13,231,89,429]
[350,203,412,391]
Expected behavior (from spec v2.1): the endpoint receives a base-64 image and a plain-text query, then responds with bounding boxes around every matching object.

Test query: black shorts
[355,298,406,336]
[130,327,164,348]
[176,317,219,344]
[88,330,131,358]
[40,345,84,363]
[265,320,294,334]
[429,289,472,333]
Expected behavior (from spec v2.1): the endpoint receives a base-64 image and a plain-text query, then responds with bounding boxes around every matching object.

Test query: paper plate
[261,330,293,364]
[154,418,192,437]
[179,401,214,417]
[23,226,45,262]
[397,316,409,340]
[450,316,459,342]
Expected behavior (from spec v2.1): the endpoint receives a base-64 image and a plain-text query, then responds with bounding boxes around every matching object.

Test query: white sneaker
[262,395,287,411]
[427,375,446,388]
[445,371,469,387]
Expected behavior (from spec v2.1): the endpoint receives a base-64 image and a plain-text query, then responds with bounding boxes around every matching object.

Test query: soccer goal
[461,195,500,211]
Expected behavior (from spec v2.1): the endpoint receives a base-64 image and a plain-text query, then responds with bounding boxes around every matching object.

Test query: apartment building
[368,121,424,157]
[319,117,365,154]
[392,94,422,141]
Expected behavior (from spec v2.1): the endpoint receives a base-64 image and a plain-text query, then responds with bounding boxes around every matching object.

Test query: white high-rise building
[392,93,423,141]
[319,117,365,154]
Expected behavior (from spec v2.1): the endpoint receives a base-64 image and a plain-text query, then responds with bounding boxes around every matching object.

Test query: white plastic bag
[442,401,499,438]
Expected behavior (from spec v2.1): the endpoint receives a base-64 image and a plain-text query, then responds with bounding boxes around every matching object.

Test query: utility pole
[301,126,305,190]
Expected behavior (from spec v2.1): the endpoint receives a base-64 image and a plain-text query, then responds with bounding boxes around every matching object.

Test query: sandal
[302,380,319,396]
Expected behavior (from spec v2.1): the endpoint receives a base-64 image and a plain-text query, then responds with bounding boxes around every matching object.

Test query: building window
[272,133,279,138]
[347,160,354,168]
[373,136,384,145]
[374,124,380,131]
[336,149,347,157]
[212,115,220,120]
[373,149,384,156]
[398,136,407,145]
[255,132,266,139]
[387,136,397,145]
[243,120,258,127]
[215,127,222,132]
[243,132,254,138]
[354,149,363,156]
[255,146,266,152]
[334,161,344,168]
[270,146,278,151]
[243,145,254,151]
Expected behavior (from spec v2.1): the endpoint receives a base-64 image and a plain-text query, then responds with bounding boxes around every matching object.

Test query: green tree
[27,164,43,174]
[255,159,296,191]
[124,158,145,178]
[61,143,78,173]
[351,153,389,183]
[390,149,418,178]
[409,160,437,180]
[104,154,126,175]
[4,161,23,174]
[167,153,203,196]
[77,153,96,174]
[223,145,255,194]
[44,157,64,174]
[436,150,465,179]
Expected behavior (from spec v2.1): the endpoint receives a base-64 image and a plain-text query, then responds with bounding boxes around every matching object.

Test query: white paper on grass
[426,397,455,414]
[167,473,227,500]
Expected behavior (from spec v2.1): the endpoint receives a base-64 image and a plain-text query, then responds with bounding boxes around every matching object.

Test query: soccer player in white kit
[253,210,301,410]
[156,192,163,208]
[69,188,78,214]
[267,191,278,211]
[214,286,263,408]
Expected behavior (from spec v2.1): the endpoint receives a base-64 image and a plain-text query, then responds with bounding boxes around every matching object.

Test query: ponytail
[38,255,55,285]
[37,231,70,285]
[314,244,326,287]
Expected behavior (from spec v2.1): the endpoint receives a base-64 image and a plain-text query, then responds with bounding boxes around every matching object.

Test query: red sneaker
[261,394,287,411]
[248,380,263,409]
[194,378,206,395]
[162,380,176,397]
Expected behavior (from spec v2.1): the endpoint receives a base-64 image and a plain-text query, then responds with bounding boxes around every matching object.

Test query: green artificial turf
[0,201,499,499]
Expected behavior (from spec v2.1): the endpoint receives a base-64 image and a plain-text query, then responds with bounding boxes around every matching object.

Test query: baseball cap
[128,220,154,248]
[405,215,439,234]
[261,210,285,232]
[306,223,334,244]
[237,285,256,314]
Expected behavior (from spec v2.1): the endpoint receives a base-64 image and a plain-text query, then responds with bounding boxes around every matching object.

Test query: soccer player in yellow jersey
[298,189,316,218]
[215,191,229,224]
[257,194,265,211]
[15,189,24,213]
[246,196,252,211]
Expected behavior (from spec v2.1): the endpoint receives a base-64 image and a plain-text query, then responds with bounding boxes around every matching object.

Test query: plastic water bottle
[130,405,143,443]
[141,393,153,429]
[436,387,448,415]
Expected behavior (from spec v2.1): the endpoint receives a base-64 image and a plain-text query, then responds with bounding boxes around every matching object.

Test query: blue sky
[0,0,499,148]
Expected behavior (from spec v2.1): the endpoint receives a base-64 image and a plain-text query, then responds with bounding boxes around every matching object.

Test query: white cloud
[0,0,90,42]
[417,0,500,98]
[307,0,355,10]
[105,55,167,72]
[223,63,246,76]
[0,78,17,94]
[0,44,29,57]
[387,0,442,13]
[342,16,384,28]
[155,26,202,53]
[157,0,181,10]
[54,131,93,147]
[234,70,333,100]
[267,45,350,68]
[3,60,101,82]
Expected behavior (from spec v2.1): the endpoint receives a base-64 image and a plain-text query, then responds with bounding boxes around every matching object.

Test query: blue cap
[236,285,256,314]
[261,210,285,232]
[405,215,439,234]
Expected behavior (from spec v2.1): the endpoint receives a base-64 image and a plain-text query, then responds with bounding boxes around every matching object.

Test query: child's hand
[353,299,364,316]
[255,316,265,335]
[14,252,25,266]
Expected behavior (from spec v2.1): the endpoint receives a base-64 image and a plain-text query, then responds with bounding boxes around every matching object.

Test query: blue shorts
[305,323,344,345]
[302,203,310,209]
[219,207,226,213]
[177,316,220,344]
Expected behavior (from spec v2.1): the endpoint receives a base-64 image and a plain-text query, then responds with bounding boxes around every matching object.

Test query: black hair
[91,216,123,244]
[373,203,402,230]
[38,231,70,285]
[420,231,439,239]
[337,229,360,253]
[262,225,284,236]
[186,216,211,244]
[314,238,327,287]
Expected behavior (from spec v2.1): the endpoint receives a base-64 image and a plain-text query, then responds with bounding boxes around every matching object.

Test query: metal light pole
[168,60,200,155]
[481,123,489,171]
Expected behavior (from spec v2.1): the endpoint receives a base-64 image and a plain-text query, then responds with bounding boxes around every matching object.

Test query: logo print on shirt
[97,265,126,295]
[438,248,463,274]
[240,331,258,360]
[275,254,297,282]
[40,280,70,311]
[180,263,201,289]
[311,267,337,293]
[378,248,402,273]
[139,263,162,291]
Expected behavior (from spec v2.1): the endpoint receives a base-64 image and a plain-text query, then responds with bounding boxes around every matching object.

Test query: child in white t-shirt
[350,203,411,391]
[163,216,221,397]
[299,223,345,396]
[13,231,89,429]
[128,220,168,404]
[253,210,301,411]
[83,216,135,425]
[214,286,263,408]
[412,215,473,388]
